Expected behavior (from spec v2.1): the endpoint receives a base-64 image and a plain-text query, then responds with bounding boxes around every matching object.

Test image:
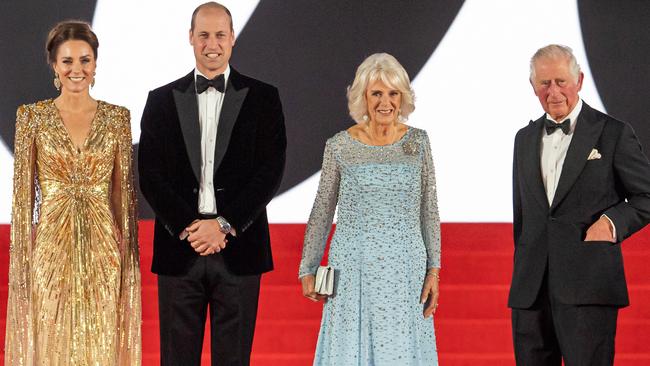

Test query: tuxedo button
[193,188,198,194]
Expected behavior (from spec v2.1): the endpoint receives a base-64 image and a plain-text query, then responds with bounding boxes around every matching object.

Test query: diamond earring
[53,73,61,91]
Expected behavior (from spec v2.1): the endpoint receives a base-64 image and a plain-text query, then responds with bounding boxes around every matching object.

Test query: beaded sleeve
[299,139,340,277]
[420,132,441,269]
[113,108,142,365]
[6,105,37,364]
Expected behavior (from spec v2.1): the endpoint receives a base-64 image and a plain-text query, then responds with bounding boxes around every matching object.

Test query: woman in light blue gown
[299,53,441,365]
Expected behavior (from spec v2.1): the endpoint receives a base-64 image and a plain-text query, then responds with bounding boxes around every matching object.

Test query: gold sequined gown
[5,100,141,365]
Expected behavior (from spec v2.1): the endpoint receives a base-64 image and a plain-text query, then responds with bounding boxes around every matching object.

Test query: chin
[551,110,568,118]
[65,86,89,93]
[204,63,224,70]
[376,119,394,125]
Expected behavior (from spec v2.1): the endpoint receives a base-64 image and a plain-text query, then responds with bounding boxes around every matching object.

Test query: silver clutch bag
[315,265,334,296]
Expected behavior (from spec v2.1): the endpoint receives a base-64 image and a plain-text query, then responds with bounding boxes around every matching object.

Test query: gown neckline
[51,99,102,153]
[345,126,412,147]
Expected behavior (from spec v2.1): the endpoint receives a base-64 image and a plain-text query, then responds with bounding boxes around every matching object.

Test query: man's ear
[576,72,584,91]
[530,79,538,96]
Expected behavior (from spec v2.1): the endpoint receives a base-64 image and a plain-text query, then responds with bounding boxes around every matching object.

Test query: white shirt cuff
[601,214,617,241]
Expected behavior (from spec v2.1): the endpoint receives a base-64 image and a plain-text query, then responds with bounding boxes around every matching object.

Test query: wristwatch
[216,216,232,234]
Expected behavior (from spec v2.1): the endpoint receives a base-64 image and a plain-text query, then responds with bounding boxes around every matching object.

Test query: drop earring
[53,73,61,91]
[91,72,96,88]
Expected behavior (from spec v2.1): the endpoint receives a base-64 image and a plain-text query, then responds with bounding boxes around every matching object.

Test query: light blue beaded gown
[300,127,441,365]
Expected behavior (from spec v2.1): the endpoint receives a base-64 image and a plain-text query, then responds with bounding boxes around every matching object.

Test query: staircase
[1,222,649,365]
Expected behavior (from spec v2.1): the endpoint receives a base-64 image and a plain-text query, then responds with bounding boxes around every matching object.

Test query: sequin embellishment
[6,100,141,365]
[300,127,441,365]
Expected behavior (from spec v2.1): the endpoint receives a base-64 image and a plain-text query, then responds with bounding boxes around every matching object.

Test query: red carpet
[1,222,649,365]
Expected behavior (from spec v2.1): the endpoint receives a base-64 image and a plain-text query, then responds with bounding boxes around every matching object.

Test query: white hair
[347,53,415,123]
[530,44,581,82]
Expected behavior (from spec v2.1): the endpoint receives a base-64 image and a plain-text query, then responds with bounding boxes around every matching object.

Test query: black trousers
[158,254,261,366]
[511,273,618,366]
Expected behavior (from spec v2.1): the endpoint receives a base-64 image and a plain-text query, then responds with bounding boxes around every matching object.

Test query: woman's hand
[301,274,328,302]
[420,270,440,318]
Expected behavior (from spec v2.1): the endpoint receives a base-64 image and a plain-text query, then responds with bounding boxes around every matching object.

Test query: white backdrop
[0,0,606,223]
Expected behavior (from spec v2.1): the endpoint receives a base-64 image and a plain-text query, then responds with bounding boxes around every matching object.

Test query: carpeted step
[239,250,650,286]
[1,222,649,366]
[129,318,650,355]
[5,249,650,288]
[253,285,650,321]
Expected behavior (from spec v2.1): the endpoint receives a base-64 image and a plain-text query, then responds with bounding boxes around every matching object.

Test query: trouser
[511,271,618,366]
[158,254,261,366]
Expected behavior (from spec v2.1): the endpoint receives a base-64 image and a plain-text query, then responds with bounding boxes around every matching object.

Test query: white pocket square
[588,148,601,160]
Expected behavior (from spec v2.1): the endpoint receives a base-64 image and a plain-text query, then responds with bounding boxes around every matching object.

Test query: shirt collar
[194,65,231,89]
[545,98,583,134]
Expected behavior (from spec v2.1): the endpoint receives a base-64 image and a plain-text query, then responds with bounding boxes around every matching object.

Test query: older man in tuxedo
[509,44,650,365]
[138,2,286,365]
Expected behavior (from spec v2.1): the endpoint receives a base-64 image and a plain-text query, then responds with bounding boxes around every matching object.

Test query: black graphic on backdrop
[0,0,462,218]
[231,1,464,195]
[2,1,649,219]
[578,0,650,149]
[0,1,97,151]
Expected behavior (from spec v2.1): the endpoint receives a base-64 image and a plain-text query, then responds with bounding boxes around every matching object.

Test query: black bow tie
[196,74,225,94]
[544,118,571,135]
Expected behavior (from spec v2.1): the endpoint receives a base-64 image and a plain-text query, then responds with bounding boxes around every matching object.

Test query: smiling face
[365,80,402,125]
[52,40,96,94]
[531,56,583,121]
[190,7,235,78]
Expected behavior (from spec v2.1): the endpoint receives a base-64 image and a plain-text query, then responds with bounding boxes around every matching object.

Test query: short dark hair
[46,21,99,65]
[190,2,233,32]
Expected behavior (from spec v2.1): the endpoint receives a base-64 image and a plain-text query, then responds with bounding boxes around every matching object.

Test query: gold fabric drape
[5,100,141,365]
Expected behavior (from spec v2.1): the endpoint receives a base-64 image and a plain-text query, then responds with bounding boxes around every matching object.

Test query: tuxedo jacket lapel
[522,117,550,211]
[551,103,605,211]
[214,69,249,172]
[173,72,201,182]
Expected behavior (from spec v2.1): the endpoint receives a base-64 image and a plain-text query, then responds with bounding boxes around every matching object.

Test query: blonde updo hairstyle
[347,53,415,123]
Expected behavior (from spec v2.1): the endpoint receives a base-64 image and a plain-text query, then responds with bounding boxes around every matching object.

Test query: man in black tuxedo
[509,44,650,365]
[138,2,286,365]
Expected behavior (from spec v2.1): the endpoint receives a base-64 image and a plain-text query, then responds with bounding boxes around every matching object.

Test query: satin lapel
[522,117,550,211]
[550,104,605,211]
[173,72,201,182]
[214,71,248,171]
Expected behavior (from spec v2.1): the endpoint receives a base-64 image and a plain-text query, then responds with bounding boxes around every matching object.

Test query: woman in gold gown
[5,21,141,365]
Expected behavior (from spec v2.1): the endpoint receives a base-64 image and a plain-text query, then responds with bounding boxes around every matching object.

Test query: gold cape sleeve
[114,108,142,365]
[5,105,36,365]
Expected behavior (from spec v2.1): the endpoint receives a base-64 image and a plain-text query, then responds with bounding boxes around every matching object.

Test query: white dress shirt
[540,98,615,239]
[540,99,583,205]
[195,66,230,215]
